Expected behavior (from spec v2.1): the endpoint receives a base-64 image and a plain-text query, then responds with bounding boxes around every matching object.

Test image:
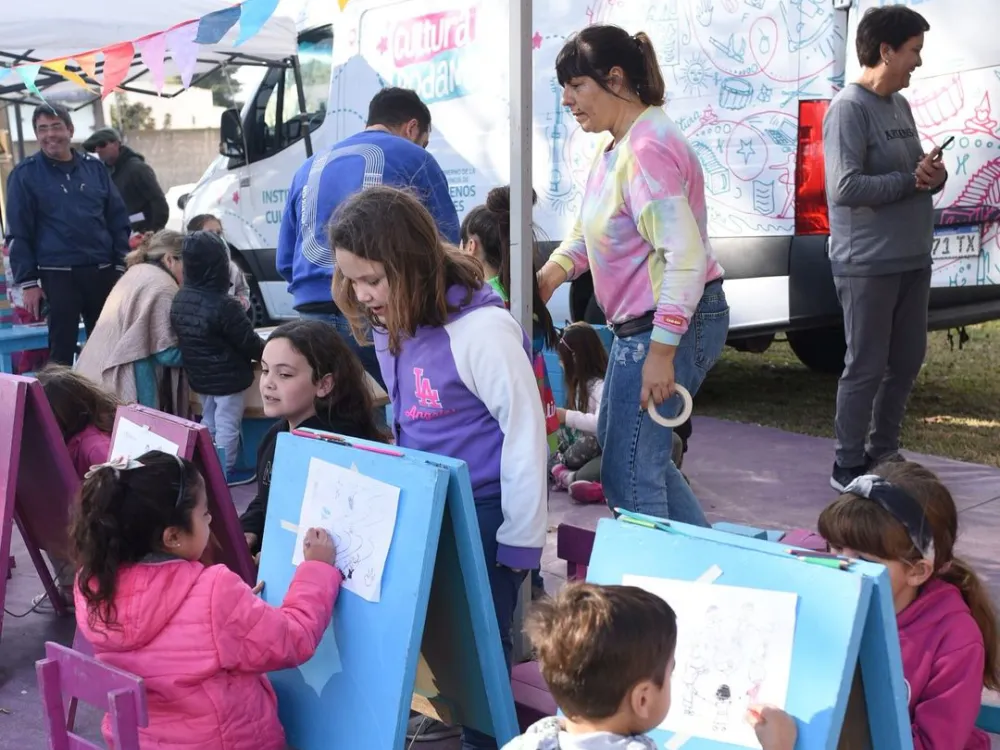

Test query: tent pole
[12,102,24,162]
[509,0,534,665]
[509,0,533,332]
[290,56,313,158]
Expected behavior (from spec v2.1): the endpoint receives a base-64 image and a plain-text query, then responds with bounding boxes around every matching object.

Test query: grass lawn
[698,321,1000,468]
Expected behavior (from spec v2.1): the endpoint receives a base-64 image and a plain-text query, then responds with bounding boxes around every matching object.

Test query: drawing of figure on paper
[621,575,797,748]
[292,458,400,603]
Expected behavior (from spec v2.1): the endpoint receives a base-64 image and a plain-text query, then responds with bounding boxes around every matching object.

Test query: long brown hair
[460,186,557,348]
[36,364,121,440]
[329,185,483,355]
[265,320,387,442]
[818,460,999,690]
[557,323,609,413]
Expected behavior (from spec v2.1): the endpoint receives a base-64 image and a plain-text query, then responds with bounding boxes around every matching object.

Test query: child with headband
[73,450,341,750]
[819,460,999,750]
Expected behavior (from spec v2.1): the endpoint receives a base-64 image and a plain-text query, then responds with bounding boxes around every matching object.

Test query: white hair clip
[84,455,144,480]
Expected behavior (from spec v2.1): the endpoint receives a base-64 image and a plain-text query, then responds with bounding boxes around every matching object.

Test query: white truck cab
[182,0,1000,372]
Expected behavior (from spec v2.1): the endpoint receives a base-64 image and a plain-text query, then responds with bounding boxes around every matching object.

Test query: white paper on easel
[622,575,798,749]
[292,457,400,602]
[110,418,180,460]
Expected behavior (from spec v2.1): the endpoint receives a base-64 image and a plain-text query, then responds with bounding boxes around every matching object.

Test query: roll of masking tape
[647,384,693,428]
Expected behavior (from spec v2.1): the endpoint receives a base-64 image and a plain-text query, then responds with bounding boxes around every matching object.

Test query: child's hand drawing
[303,528,337,565]
[746,705,797,750]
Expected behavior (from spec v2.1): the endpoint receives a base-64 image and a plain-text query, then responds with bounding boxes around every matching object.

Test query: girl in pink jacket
[73,450,341,750]
[819,460,999,750]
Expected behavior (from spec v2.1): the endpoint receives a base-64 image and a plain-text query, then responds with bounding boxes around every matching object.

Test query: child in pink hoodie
[73,450,341,750]
[37,364,118,480]
[819,460,999,750]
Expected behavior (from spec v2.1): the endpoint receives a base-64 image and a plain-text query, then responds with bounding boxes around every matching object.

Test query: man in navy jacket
[5,104,131,365]
[276,87,459,388]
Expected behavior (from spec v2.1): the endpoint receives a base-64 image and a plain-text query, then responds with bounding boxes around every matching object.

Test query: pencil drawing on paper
[622,575,797,748]
[293,457,400,603]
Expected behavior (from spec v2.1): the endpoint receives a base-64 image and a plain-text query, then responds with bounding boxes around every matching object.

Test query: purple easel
[109,405,256,584]
[0,374,80,640]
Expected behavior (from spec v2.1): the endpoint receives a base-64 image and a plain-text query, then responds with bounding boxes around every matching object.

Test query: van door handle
[240,177,251,188]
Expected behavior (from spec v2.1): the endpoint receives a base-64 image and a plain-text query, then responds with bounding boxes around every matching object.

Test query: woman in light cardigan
[76,231,187,415]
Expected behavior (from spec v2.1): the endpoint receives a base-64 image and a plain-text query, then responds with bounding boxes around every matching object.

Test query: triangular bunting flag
[43,59,91,90]
[75,53,98,80]
[0,67,11,83]
[236,0,279,46]
[166,22,200,88]
[196,5,242,44]
[15,64,44,98]
[101,42,135,99]
[338,0,351,9]
[137,33,168,93]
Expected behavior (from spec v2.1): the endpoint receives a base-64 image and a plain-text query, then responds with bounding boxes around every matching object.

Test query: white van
[182,0,1000,372]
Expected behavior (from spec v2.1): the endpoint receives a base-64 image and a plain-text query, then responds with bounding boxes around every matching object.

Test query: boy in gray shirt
[823,5,946,491]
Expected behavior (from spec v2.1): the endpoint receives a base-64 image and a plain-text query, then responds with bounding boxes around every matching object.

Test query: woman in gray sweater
[823,5,946,492]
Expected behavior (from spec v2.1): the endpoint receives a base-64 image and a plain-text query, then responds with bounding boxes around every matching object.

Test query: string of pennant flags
[0,0,353,101]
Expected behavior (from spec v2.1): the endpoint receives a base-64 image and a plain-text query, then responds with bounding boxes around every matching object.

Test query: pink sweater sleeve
[210,561,342,673]
[911,642,987,750]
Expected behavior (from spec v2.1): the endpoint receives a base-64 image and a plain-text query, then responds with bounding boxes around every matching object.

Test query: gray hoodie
[823,83,940,277]
[502,718,657,750]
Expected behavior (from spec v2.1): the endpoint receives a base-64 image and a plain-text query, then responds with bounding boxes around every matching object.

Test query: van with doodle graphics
[181,0,1000,372]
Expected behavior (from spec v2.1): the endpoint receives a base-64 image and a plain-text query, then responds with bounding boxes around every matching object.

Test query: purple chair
[36,641,148,750]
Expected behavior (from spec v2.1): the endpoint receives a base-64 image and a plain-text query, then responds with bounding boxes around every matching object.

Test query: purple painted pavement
[2,417,997,748]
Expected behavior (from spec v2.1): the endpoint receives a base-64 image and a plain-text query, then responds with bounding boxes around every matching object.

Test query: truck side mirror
[219,109,245,158]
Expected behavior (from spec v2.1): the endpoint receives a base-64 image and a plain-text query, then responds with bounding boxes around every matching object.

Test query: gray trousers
[833,267,931,468]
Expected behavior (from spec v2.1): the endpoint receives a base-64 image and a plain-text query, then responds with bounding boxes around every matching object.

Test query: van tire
[242,268,274,328]
[787,327,847,375]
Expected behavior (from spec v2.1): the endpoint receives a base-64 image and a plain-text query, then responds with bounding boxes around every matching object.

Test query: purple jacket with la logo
[374,283,548,570]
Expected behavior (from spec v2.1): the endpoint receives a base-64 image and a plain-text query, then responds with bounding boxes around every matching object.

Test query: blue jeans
[199,392,245,474]
[462,497,527,750]
[297,310,386,391]
[597,281,729,526]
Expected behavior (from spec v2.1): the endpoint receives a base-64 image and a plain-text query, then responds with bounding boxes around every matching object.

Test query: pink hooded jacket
[66,425,112,481]
[899,578,990,750]
[75,556,341,750]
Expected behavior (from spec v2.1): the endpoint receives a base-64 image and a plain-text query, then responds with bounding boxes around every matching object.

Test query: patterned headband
[843,474,935,563]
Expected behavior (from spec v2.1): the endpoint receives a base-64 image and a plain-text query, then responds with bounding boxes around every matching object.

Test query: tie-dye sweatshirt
[550,106,724,346]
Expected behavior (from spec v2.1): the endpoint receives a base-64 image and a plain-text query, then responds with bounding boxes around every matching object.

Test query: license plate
[932,224,981,260]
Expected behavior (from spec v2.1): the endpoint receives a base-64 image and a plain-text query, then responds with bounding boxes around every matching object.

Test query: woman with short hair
[823,5,946,491]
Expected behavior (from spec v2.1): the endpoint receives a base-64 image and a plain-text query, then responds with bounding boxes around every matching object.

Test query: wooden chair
[36,641,147,750]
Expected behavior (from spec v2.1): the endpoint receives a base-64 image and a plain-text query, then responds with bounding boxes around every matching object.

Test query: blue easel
[257,429,519,750]
[586,512,913,750]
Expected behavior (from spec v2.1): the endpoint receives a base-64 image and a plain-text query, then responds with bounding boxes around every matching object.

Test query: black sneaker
[830,462,868,493]
[405,713,461,742]
[866,451,903,468]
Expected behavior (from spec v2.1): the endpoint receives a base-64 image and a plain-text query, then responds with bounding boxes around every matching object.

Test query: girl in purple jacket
[330,185,548,750]
[819,460,998,750]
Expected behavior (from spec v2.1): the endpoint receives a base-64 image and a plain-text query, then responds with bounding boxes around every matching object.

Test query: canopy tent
[0,0,300,108]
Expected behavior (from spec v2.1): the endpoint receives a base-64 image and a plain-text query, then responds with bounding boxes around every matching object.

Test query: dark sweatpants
[833,267,931,468]
[39,266,118,366]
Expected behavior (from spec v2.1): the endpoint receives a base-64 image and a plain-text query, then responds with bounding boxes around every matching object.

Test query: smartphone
[933,136,955,161]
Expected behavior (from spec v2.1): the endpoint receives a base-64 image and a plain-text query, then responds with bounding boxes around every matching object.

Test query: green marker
[800,556,849,570]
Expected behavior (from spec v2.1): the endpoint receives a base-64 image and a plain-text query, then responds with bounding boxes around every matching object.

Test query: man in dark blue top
[276,88,459,388]
[5,104,131,365]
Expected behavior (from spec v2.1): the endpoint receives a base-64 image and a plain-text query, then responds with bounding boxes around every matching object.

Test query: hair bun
[485,186,511,215]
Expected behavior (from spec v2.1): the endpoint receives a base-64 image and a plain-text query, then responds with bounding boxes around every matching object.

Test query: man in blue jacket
[277,87,459,388]
[5,104,131,365]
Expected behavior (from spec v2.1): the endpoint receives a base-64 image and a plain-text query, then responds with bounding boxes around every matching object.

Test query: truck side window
[245,25,334,163]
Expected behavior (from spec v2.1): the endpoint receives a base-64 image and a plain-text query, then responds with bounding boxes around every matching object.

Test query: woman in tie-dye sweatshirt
[537,24,729,526]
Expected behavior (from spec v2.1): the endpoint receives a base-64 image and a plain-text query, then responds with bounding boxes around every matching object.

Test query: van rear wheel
[787,326,847,375]
[241,268,273,328]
